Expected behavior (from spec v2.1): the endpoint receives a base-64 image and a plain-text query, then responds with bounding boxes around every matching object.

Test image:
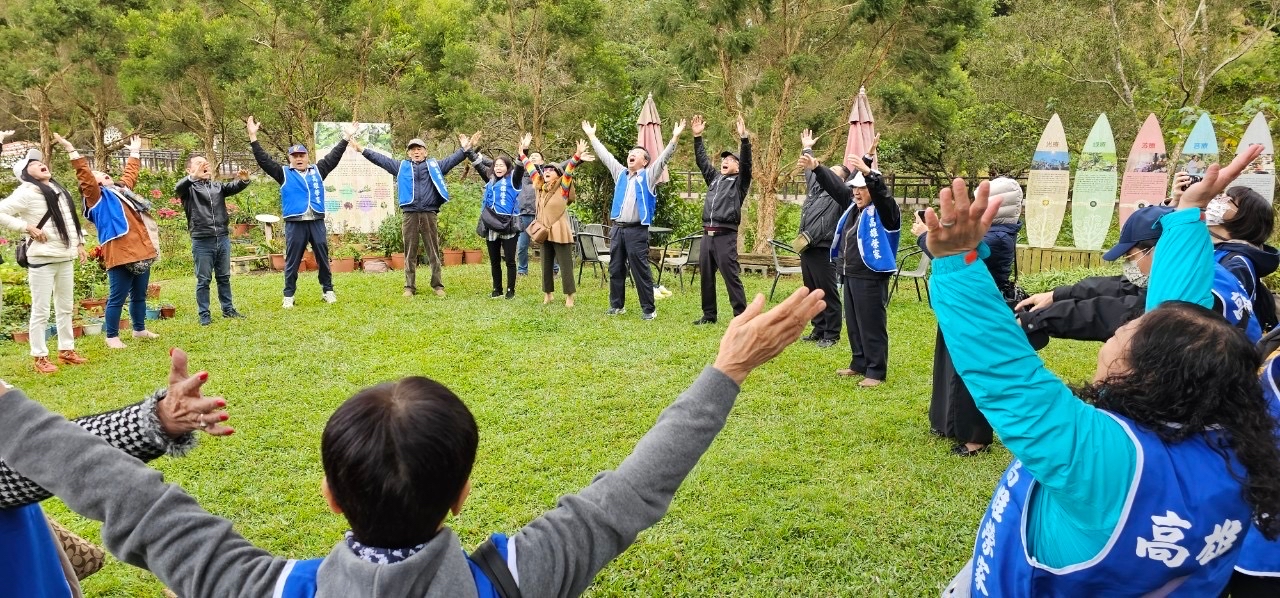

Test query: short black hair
[187,155,206,169]
[321,377,478,548]
[1224,186,1273,247]
[630,146,650,162]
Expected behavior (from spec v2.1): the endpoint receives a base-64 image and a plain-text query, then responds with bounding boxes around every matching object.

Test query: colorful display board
[1118,114,1169,228]
[314,122,396,233]
[1172,112,1219,195]
[1235,112,1276,204]
[1025,114,1071,248]
[1070,114,1118,250]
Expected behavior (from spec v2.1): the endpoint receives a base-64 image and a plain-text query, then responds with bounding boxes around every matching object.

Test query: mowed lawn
[7,261,1100,596]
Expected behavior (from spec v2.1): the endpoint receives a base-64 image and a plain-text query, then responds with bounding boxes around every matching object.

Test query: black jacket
[695,136,751,230]
[174,177,251,239]
[362,147,468,213]
[816,159,899,280]
[1017,275,1145,345]
[1216,241,1279,331]
[799,166,844,250]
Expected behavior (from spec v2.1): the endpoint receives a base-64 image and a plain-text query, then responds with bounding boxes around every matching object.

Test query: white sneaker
[323,291,337,303]
[282,296,295,309]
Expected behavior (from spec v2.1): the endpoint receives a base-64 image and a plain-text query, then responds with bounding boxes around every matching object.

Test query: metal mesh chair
[767,240,803,301]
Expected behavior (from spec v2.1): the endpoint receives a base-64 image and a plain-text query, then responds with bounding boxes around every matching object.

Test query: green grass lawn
[8,261,1100,596]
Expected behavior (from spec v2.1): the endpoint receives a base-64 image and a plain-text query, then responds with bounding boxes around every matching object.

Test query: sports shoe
[641,310,657,321]
[323,291,337,303]
[693,317,717,325]
[606,307,626,316]
[105,337,127,349]
[403,289,414,297]
[801,332,820,342]
[816,339,836,349]
[659,286,673,298]
[858,378,884,388]
[490,290,503,299]
[57,350,88,365]
[33,357,57,374]
[505,290,516,300]
[282,296,295,309]
[200,315,212,326]
[223,310,246,319]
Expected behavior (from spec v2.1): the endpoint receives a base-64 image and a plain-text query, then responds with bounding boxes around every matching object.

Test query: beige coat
[535,182,575,245]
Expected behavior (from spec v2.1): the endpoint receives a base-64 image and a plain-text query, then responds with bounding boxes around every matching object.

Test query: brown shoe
[33,357,57,374]
[434,288,446,297]
[403,289,414,297]
[57,350,88,365]
[836,368,865,377]
[859,378,884,388]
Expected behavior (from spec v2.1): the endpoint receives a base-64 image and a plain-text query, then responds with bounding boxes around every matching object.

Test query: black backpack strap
[34,209,53,232]
[470,537,523,598]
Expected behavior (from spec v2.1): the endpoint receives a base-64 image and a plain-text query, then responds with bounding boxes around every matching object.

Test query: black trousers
[609,225,656,314]
[1223,571,1280,597]
[486,236,517,293]
[843,275,889,380]
[699,231,747,319]
[928,326,993,445]
[800,247,841,340]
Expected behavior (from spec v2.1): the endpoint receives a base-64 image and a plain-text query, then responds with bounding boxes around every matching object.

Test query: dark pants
[516,214,534,274]
[487,236,518,293]
[928,327,993,444]
[800,247,841,340]
[699,231,747,320]
[542,241,576,295]
[842,275,889,380]
[105,264,150,338]
[609,225,656,314]
[404,211,443,292]
[1223,571,1280,597]
[192,235,235,318]
[283,220,332,298]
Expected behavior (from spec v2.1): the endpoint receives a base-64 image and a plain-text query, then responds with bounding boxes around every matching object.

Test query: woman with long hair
[473,136,526,299]
[0,133,89,373]
[935,146,1280,596]
[522,138,593,307]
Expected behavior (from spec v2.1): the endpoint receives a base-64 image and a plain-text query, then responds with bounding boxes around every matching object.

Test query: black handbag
[480,206,517,235]
[17,210,54,268]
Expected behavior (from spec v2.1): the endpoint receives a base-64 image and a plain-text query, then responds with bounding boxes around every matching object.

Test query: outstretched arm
[811,163,852,210]
[583,121,625,179]
[315,139,350,179]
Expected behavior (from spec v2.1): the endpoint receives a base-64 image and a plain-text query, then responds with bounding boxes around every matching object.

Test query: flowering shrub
[150,189,163,199]
[157,208,180,220]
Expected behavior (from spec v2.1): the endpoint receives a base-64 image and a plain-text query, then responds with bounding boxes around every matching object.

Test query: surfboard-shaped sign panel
[1235,112,1276,204]
[1025,114,1071,248]
[1172,112,1219,194]
[1119,114,1169,228]
[1071,114,1118,250]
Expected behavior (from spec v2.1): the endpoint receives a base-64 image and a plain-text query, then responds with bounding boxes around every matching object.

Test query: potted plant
[11,326,28,343]
[302,249,317,272]
[227,201,255,237]
[377,213,405,269]
[146,304,161,321]
[147,283,161,299]
[159,304,177,319]
[330,244,360,273]
[83,317,103,336]
[262,238,286,271]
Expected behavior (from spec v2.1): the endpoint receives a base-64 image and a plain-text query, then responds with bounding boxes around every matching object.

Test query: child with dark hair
[0,288,827,597]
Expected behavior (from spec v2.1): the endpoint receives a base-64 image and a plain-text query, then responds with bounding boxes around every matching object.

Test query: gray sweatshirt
[0,367,741,597]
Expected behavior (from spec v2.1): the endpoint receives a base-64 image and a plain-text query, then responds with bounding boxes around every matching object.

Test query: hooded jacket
[695,136,751,230]
[174,176,250,239]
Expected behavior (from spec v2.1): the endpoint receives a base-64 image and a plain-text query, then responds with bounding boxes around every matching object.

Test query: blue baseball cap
[1102,205,1174,261]
[287,144,308,155]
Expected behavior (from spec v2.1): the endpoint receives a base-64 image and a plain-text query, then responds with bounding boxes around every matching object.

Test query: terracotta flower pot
[80,298,106,316]
[463,249,484,264]
[159,306,176,319]
[147,284,161,299]
[270,254,286,271]
[443,249,464,266]
[330,257,356,273]
[233,223,252,237]
[12,331,29,343]
[390,253,405,270]
[302,251,317,272]
[73,325,84,338]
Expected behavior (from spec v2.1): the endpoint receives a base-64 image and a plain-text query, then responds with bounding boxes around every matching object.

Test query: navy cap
[720,151,740,162]
[1103,206,1174,261]
[287,144,308,155]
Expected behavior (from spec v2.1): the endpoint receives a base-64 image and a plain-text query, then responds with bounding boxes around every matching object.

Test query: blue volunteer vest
[1236,356,1280,577]
[970,413,1250,597]
[830,205,899,272]
[610,170,656,225]
[0,504,72,598]
[483,176,520,216]
[1212,262,1262,343]
[84,187,131,245]
[281,166,326,218]
[399,159,450,207]
[275,533,512,597]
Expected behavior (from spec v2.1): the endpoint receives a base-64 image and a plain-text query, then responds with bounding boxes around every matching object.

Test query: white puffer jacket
[0,182,85,264]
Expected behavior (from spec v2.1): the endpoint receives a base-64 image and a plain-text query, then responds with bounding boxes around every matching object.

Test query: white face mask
[1204,194,1232,227]
[1122,260,1149,288]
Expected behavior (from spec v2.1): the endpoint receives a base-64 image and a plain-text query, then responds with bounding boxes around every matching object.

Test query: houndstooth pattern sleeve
[0,388,198,509]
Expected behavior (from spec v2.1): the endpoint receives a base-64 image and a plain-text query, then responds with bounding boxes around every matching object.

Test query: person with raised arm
[582,118,685,321]
[523,137,594,307]
[246,117,351,308]
[689,114,751,325]
[794,129,853,349]
[175,154,252,325]
[471,134,527,299]
[348,130,479,298]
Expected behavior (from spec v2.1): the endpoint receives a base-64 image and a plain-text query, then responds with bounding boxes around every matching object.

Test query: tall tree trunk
[196,86,219,168]
[751,73,797,253]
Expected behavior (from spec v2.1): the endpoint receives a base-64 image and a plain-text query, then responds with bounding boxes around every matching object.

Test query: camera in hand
[1182,174,1203,189]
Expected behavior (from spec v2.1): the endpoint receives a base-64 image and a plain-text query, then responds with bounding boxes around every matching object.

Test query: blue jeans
[193,235,235,318]
[105,264,150,338]
[516,214,535,273]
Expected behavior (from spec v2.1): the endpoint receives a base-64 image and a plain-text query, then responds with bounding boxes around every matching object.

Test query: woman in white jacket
[0,133,88,373]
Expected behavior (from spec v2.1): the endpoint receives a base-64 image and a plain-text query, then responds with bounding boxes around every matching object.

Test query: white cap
[849,172,867,188]
[12,148,42,180]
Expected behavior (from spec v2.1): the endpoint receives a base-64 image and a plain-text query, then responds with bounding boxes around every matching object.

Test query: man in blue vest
[246,116,351,309]
[826,153,900,387]
[349,132,479,297]
[690,113,751,325]
[583,118,686,320]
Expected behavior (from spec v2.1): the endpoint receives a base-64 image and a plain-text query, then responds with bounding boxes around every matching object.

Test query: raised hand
[671,119,687,139]
[468,131,482,149]
[51,132,74,153]
[342,122,359,141]
[800,129,816,150]
[736,114,748,138]
[236,169,250,182]
[245,116,260,141]
[127,135,142,155]
[519,132,533,152]
[924,178,1002,259]
[712,288,827,384]
[846,153,871,174]
[457,133,469,149]
[691,115,706,137]
[797,154,818,171]
[1178,144,1265,210]
[349,138,364,153]
[160,348,233,437]
[581,120,597,138]
[0,130,15,145]
[870,133,881,156]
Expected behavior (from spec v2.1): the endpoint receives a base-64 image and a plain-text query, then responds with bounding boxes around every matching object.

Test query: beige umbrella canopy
[844,87,878,172]
[636,93,670,184]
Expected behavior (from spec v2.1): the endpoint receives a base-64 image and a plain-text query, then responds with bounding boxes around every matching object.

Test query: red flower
[226,202,240,213]
[0,238,8,246]
[150,189,163,199]
[157,208,179,220]
[169,197,181,206]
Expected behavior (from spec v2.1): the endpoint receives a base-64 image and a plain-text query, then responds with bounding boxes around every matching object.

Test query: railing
[673,171,1028,207]
[85,150,259,178]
